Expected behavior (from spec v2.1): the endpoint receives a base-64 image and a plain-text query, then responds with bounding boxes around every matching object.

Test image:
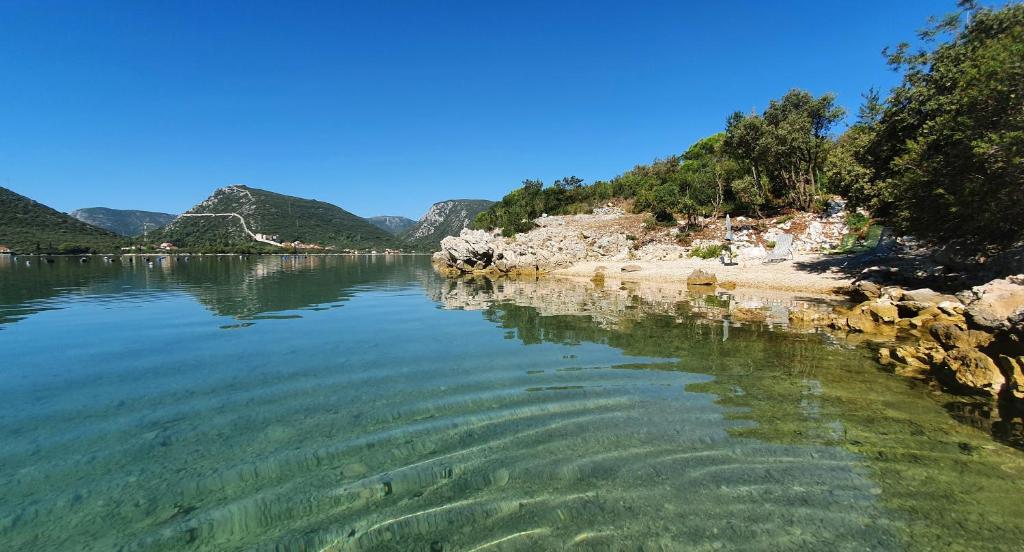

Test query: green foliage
[690,243,724,259]
[862,2,1024,244]
[472,180,547,236]
[634,180,681,222]
[845,212,871,234]
[57,243,93,255]
[724,90,846,211]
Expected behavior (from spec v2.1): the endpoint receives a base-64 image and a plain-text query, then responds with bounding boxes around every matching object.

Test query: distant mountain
[70,207,177,237]
[155,185,399,251]
[0,187,123,253]
[366,215,417,235]
[403,199,494,250]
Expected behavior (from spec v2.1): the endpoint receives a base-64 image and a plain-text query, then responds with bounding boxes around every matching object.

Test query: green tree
[866,1,1024,244]
[553,176,584,190]
[725,90,845,211]
[827,89,884,210]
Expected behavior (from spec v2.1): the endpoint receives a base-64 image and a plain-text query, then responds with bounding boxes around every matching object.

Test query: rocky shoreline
[433,205,1024,417]
[792,277,1024,406]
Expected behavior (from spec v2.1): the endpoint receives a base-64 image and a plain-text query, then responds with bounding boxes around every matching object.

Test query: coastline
[552,254,853,295]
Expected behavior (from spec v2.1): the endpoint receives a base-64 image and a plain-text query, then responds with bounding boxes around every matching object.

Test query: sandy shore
[553,253,855,295]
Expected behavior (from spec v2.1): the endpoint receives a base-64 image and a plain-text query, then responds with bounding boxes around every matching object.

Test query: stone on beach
[686,269,717,286]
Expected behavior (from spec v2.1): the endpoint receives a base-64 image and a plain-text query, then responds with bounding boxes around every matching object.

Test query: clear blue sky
[0,0,965,219]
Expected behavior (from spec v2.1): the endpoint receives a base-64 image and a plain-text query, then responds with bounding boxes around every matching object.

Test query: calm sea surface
[1,255,1022,551]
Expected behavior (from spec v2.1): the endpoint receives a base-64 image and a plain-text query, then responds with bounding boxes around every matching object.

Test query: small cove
[1,255,1022,551]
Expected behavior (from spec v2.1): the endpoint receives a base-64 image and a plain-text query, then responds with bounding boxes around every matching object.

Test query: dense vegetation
[0,187,124,253]
[154,185,400,252]
[70,207,177,237]
[476,2,1022,247]
[473,89,845,237]
[835,1,1024,244]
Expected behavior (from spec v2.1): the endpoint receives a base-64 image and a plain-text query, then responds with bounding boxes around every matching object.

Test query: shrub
[845,212,871,235]
[690,244,723,259]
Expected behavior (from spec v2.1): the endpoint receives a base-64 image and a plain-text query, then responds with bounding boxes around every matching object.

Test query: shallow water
[1,255,1022,551]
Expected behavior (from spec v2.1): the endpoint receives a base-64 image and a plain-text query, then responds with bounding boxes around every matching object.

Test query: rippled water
[1,254,1022,551]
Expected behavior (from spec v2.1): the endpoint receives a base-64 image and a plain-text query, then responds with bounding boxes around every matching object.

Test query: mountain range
[366,215,417,235]
[402,200,494,249]
[70,207,177,237]
[0,185,491,253]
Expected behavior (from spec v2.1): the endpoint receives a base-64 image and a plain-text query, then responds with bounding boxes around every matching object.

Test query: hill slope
[366,215,417,235]
[403,199,494,250]
[0,187,123,253]
[70,207,177,236]
[156,185,399,250]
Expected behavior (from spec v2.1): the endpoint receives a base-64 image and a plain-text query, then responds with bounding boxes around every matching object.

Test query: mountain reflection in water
[0,256,1022,551]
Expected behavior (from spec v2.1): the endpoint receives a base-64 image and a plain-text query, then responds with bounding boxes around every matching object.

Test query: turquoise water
[1,255,1022,551]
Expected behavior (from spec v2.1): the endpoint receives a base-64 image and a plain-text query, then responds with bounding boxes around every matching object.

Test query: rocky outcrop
[404,199,495,249]
[960,276,1024,331]
[433,208,643,275]
[817,275,1024,404]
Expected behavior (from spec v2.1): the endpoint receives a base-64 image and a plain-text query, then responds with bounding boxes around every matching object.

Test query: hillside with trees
[475,1,1022,249]
[0,187,124,253]
[155,185,400,252]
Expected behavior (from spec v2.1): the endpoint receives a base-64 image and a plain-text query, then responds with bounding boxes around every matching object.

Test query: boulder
[437,229,500,273]
[867,301,899,324]
[895,301,933,318]
[902,288,960,305]
[997,355,1024,400]
[928,322,992,351]
[849,280,881,301]
[962,276,1024,331]
[906,306,941,328]
[880,286,906,302]
[939,348,1005,395]
[937,301,966,316]
[687,269,717,286]
[620,264,642,273]
[893,345,929,368]
[844,310,877,334]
